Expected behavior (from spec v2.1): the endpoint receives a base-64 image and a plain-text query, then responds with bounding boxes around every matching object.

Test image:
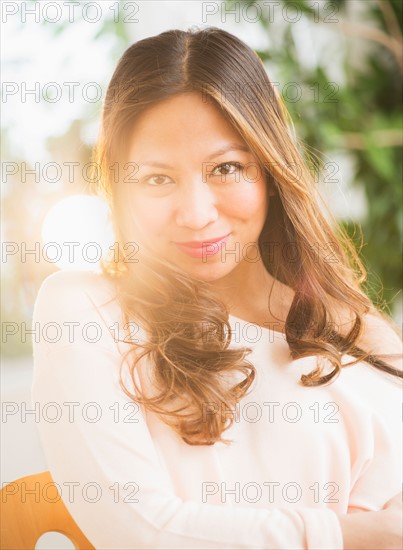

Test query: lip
[174,233,231,247]
[173,233,231,258]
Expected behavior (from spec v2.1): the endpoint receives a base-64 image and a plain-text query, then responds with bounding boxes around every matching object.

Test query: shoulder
[32,270,129,349]
[33,270,148,353]
[36,269,116,304]
[329,300,402,369]
[359,310,402,351]
[34,270,118,320]
[355,311,402,371]
[331,311,402,425]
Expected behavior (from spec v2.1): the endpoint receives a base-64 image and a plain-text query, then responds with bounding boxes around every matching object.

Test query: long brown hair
[93,27,402,446]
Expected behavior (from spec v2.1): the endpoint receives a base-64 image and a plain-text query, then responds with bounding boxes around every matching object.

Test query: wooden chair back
[0,471,95,549]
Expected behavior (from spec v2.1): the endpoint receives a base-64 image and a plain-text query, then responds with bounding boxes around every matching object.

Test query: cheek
[122,196,171,245]
[224,178,267,220]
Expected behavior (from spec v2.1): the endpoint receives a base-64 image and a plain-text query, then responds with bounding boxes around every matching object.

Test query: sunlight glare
[41,194,115,271]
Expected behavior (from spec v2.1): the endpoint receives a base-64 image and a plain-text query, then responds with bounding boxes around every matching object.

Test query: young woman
[32,27,402,549]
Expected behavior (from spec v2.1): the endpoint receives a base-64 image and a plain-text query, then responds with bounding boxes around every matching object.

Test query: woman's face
[123,92,268,281]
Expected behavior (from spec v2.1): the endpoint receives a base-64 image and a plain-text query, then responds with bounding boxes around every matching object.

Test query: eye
[143,174,173,186]
[210,162,243,177]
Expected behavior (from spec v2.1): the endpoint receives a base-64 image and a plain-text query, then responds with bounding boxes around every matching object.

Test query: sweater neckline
[228,313,287,341]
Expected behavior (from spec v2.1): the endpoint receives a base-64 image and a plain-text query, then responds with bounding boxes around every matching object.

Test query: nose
[175,179,219,229]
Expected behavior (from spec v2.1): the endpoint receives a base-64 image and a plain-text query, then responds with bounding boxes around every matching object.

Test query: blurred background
[1,0,402,545]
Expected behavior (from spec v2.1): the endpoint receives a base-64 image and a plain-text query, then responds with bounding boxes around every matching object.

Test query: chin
[178,262,236,283]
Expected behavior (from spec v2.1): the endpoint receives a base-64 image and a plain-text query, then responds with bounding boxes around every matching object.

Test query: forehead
[127,92,248,161]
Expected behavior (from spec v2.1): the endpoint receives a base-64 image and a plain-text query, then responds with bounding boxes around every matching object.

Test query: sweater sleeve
[339,312,403,512]
[345,365,402,512]
[31,271,344,550]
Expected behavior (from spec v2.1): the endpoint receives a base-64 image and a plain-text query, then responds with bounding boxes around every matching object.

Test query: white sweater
[31,270,402,549]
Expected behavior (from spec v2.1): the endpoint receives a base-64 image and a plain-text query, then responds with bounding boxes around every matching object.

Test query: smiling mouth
[174,233,231,248]
[173,233,231,258]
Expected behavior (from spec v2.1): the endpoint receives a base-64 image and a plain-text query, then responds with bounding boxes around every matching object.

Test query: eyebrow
[137,144,250,169]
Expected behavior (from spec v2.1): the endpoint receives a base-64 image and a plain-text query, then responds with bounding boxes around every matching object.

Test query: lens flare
[41,194,115,271]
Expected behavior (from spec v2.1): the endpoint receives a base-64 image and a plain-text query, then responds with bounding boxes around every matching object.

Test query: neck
[206,255,295,328]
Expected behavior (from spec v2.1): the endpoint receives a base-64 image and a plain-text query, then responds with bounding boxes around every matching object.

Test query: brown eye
[211,162,243,177]
[144,174,172,186]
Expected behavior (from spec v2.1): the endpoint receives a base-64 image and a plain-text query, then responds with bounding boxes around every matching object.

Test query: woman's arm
[337,492,403,550]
